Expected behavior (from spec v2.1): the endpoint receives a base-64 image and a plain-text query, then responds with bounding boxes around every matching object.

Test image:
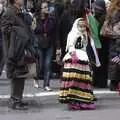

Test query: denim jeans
[39,46,53,87]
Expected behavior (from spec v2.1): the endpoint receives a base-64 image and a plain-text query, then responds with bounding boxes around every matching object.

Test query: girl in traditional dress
[58,18,100,110]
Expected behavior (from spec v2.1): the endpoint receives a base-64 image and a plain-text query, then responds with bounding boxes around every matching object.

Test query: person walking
[34,1,60,91]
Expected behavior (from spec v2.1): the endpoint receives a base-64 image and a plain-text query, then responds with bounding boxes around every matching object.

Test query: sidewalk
[0,78,119,99]
[0,73,120,120]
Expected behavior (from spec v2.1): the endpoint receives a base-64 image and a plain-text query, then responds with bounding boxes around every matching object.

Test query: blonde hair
[107,0,120,18]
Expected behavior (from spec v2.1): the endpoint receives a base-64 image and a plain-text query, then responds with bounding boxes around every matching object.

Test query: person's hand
[111,56,120,65]
[56,49,61,56]
[56,49,62,64]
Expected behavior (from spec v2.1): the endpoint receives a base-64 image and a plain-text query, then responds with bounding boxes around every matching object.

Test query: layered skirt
[58,58,96,110]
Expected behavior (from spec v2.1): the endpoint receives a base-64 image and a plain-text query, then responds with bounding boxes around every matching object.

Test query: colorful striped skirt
[58,59,96,110]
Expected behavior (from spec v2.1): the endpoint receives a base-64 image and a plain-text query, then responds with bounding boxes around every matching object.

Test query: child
[58,18,98,110]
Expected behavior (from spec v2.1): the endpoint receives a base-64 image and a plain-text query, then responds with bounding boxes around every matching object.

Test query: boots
[110,80,118,91]
[8,97,28,110]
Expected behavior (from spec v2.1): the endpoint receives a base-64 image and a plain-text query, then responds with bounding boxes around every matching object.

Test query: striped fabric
[111,56,120,65]
[58,60,95,109]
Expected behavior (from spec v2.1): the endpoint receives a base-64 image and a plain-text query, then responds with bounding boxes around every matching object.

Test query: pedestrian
[101,0,120,91]
[0,0,29,110]
[59,18,97,110]
[34,1,61,91]
[90,0,108,88]
[46,0,62,79]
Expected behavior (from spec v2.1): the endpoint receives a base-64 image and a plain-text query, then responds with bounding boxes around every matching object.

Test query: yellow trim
[59,89,93,100]
[67,97,93,102]
[69,89,93,99]
[59,90,68,96]
[62,72,92,81]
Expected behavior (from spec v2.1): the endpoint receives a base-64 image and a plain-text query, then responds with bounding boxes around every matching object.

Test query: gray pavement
[0,75,120,120]
[0,95,120,120]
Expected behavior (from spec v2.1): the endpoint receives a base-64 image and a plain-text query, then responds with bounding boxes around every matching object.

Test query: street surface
[0,73,120,120]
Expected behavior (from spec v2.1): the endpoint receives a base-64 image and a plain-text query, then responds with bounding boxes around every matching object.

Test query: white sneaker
[33,80,39,88]
[44,86,53,91]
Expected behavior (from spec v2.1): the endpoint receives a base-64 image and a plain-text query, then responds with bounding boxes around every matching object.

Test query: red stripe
[60,81,92,90]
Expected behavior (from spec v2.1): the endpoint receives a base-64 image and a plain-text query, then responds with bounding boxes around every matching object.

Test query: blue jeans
[39,46,53,87]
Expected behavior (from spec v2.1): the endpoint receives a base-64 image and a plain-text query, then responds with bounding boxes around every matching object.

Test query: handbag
[24,36,38,64]
[27,62,37,78]
[24,50,36,64]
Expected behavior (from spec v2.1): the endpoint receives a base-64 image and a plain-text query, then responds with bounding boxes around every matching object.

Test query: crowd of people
[0,0,119,111]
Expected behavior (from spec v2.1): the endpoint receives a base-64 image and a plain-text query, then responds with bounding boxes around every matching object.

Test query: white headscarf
[66,18,86,53]
[63,18,89,61]
[64,18,101,67]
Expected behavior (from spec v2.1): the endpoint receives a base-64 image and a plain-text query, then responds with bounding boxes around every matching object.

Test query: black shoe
[8,100,28,110]
[110,81,117,91]
[110,87,116,91]
[93,97,98,101]
[20,101,28,106]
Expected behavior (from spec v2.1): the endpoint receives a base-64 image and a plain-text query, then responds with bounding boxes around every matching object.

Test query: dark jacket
[34,16,60,49]
[0,4,29,79]
[108,10,120,81]
[1,5,26,32]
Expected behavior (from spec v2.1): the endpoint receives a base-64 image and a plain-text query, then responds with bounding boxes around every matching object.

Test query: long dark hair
[35,1,48,19]
[70,0,87,18]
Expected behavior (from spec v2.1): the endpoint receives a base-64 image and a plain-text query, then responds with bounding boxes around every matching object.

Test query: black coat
[108,11,120,81]
[34,16,60,49]
[0,4,29,79]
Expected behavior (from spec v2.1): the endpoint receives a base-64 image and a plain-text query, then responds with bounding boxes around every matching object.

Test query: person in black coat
[0,0,29,110]
[92,0,108,88]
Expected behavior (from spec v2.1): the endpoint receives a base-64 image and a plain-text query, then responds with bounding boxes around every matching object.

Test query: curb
[0,90,119,99]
